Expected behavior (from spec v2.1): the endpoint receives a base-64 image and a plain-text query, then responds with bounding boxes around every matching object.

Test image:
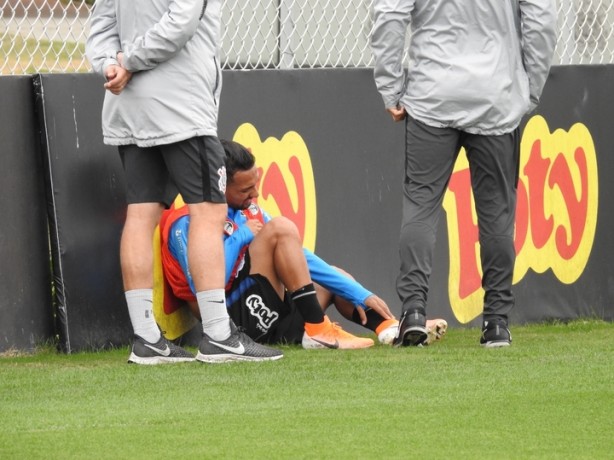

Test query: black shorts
[118,136,226,206]
[227,252,304,344]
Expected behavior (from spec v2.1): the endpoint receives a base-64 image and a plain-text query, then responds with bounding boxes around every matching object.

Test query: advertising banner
[20,65,613,350]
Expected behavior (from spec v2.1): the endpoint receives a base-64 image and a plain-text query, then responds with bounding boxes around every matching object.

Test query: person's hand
[386,106,407,122]
[104,53,132,95]
[246,219,263,236]
[104,65,132,95]
[358,294,395,325]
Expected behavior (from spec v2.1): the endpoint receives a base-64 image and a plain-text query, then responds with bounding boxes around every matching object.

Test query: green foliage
[1,320,612,459]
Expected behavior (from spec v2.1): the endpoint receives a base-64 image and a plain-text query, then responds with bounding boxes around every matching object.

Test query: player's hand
[363,294,395,323]
[246,219,263,236]
[386,106,407,122]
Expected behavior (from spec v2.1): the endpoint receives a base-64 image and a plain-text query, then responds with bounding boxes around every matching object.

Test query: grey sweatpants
[397,116,520,321]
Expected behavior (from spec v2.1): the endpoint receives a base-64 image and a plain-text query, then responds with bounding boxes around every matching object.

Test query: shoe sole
[302,337,374,350]
[128,353,195,365]
[195,352,283,363]
[481,340,511,348]
[424,320,448,346]
[302,336,339,349]
[393,326,428,347]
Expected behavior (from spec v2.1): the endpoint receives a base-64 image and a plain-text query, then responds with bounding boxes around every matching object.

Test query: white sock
[197,289,231,340]
[125,289,161,343]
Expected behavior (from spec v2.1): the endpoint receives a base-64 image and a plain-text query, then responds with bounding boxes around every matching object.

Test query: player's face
[226,166,260,210]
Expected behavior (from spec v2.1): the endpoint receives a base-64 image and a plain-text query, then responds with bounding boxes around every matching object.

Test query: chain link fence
[1,0,613,75]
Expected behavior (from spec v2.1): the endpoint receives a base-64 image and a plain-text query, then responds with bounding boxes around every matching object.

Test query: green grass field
[1,320,612,459]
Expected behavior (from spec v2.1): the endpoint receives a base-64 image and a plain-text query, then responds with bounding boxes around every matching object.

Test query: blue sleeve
[168,216,196,295]
[223,208,258,284]
[304,249,372,308]
[224,225,255,284]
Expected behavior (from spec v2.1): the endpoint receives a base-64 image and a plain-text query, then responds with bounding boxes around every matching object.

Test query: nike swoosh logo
[210,300,225,304]
[144,343,171,356]
[209,341,245,354]
[312,338,339,349]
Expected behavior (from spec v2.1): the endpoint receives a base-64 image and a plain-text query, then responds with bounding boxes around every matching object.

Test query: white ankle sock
[125,289,161,343]
[197,289,231,340]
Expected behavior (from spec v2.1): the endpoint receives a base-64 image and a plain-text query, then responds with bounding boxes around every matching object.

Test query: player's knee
[265,216,300,240]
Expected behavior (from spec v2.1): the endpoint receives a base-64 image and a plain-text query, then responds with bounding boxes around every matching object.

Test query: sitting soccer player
[160,139,447,349]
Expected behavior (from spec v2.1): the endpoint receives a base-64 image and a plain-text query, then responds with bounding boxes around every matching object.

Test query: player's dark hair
[221,139,256,182]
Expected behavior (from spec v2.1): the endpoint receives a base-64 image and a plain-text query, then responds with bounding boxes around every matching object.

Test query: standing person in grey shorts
[370,0,557,347]
[86,0,282,364]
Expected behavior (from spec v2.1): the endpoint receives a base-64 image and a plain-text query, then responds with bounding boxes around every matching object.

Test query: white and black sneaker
[480,319,512,348]
[128,335,195,365]
[196,322,284,363]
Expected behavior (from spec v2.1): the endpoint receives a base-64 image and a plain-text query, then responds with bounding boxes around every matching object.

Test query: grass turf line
[0,320,612,459]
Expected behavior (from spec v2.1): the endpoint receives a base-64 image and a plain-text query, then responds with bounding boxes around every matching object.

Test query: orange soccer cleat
[302,318,374,350]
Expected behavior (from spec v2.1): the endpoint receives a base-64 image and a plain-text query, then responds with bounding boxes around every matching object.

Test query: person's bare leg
[314,282,334,312]
[121,202,164,291]
[121,202,164,342]
[248,217,310,294]
[248,218,325,324]
[188,202,227,290]
[123,202,195,363]
[187,201,230,340]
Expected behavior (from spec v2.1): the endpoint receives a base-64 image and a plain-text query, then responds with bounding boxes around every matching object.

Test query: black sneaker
[480,319,512,348]
[393,308,428,347]
[128,335,195,365]
[196,322,284,363]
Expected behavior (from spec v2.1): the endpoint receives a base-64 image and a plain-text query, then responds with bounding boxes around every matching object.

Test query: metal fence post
[278,0,295,69]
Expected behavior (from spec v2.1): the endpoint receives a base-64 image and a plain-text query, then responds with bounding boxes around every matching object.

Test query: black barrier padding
[0,76,53,352]
[34,73,130,351]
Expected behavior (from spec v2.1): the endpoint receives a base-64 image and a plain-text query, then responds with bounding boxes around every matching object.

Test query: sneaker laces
[235,326,257,344]
[328,322,356,339]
